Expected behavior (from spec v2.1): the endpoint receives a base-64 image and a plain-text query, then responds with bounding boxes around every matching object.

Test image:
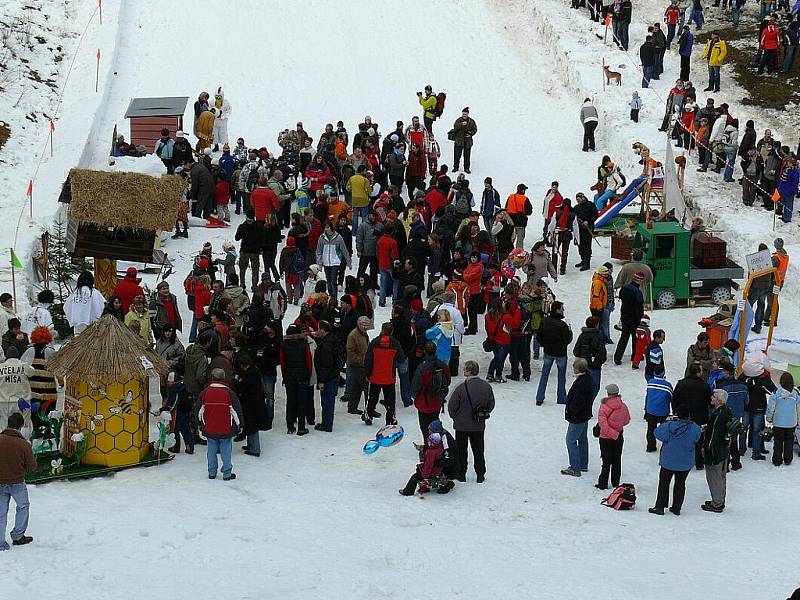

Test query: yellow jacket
[589,273,608,312]
[196,110,216,142]
[347,173,371,208]
[702,40,727,66]
[419,94,437,120]
[124,308,153,344]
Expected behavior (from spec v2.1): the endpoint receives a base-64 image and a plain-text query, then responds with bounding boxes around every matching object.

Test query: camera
[416,91,422,96]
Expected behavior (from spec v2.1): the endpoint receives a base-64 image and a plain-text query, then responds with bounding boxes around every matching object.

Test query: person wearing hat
[505,184,533,249]
[154,128,175,174]
[172,130,194,166]
[479,177,501,234]
[595,382,631,489]
[649,403,702,515]
[701,388,738,512]
[449,107,477,174]
[112,267,144,315]
[411,341,452,437]
[418,85,438,133]
[766,237,789,325]
[678,25,694,82]
[580,98,599,152]
[572,192,598,271]
[613,271,645,366]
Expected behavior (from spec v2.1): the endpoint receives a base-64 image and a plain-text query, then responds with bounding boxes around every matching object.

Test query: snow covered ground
[1,0,800,598]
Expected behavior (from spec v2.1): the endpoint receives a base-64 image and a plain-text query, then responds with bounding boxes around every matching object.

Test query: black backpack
[246,165,261,191]
[426,365,448,399]
[436,431,459,479]
[454,191,471,216]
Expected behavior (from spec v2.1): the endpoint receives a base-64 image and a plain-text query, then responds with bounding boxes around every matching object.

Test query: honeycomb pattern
[67,375,150,468]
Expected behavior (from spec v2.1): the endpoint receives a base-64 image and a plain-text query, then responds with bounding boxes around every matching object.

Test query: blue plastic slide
[595,176,645,228]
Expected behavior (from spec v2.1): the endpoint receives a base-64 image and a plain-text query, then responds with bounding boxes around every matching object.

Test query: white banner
[664,140,691,225]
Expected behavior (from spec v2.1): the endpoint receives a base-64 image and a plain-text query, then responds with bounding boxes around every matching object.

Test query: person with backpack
[447,360,494,483]
[766,371,800,467]
[714,361,749,470]
[399,432,449,496]
[595,383,631,490]
[573,316,607,396]
[561,358,596,477]
[450,177,475,221]
[194,368,244,481]
[450,107,477,174]
[505,184,533,249]
[649,404,702,515]
[279,237,305,305]
[480,177,501,235]
[411,342,452,437]
[701,388,738,513]
[364,322,405,426]
[417,85,438,134]
[313,320,344,433]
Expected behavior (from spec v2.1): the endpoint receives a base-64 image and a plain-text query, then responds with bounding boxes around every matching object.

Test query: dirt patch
[713,23,800,110]
[0,121,9,153]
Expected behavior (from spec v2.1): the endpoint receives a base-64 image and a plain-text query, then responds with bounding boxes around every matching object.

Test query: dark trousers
[772,427,795,466]
[448,346,461,376]
[578,226,592,267]
[286,382,311,429]
[645,413,667,452]
[598,434,624,488]
[162,158,175,174]
[357,255,379,287]
[466,294,482,333]
[509,332,532,378]
[406,176,425,202]
[418,411,440,438]
[368,383,396,425]
[654,467,690,510]
[173,409,194,450]
[456,429,486,478]
[262,250,279,281]
[695,437,705,469]
[424,116,434,135]
[758,49,778,74]
[320,377,338,430]
[582,121,598,151]
[614,321,637,363]
[729,429,742,468]
[454,144,471,171]
[630,109,640,122]
[680,55,691,81]
[347,365,369,412]
[401,469,424,495]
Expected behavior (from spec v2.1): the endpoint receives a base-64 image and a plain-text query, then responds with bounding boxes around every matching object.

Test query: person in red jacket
[758,18,781,75]
[411,342,452,436]
[304,153,332,196]
[463,252,485,334]
[364,322,405,426]
[250,178,280,222]
[664,0,681,49]
[542,181,564,243]
[190,275,212,343]
[405,143,428,202]
[484,297,521,383]
[631,315,651,369]
[194,368,244,481]
[377,223,400,307]
[425,184,447,218]
[112,267,144,315]
[214,174,230,222]
[399,432,448,495]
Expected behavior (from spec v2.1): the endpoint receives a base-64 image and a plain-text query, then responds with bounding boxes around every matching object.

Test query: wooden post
[10,249,17,312]
[98,0,102,24]
[737,266,777,373]
[602,57,606,92]
[26,180,32,219]
[95,49,100,93]
[766,286,780,349]
[49,120,54,157]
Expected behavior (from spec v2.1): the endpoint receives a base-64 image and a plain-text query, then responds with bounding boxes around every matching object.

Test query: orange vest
[773,252,789,286]
[506,193,527,215]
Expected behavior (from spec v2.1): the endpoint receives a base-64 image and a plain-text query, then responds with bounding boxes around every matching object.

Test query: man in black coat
[572,193,599,271]
[189,161,215,218]
[640,35,656,88]
[613,273,645,365]
[536,301,574,406]
[562,358,596,477]
[672,363,712,469]
[572,316,607,397]
[398,258,425,300]
[314,321,344,432]
[172,132,195,166]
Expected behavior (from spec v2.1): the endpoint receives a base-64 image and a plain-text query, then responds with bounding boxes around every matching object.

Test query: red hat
[258,176,268,185]
[197,258,209,269]
[258,149,269,159]
[126,266,138,278]
[286,236,296,247]
[410,298,423,312]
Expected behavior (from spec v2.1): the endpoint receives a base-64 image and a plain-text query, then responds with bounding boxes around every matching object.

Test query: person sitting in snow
[399,432,454,496]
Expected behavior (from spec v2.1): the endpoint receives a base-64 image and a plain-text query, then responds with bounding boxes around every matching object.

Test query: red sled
[205,216,229,228]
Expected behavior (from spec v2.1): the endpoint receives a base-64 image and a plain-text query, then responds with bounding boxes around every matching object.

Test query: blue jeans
[397,359,412,407]
[642,65,654,88]
[0,483,30,549]
[324,265,339,297]
[532,334,541,359]
[566,421,590,471]
[174,409,194,450]
[690,8,704,28]
[781,191,794,223]
[379,269,399,305]
[724,147,737,181]
[731,5,741,26]
[589,368,602,397]
[207,437,233,478]
[246,432,261,454]
[189,316,198,343]
[320,377,339,430]
[489,344,510,379]
[666,24,676,48]
[536,354,567,404]
[352,206,369,236]
[749,287,769,332]
[742,412,765,456]
[509,333,532,378]
[708,65,720,91]
[601,307,613,343]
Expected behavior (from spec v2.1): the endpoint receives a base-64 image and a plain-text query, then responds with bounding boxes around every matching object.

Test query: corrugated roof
[124,96,189,118]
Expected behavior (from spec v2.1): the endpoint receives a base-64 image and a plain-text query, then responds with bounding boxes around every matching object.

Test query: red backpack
[434,92,446,118]
[601,483,637,510]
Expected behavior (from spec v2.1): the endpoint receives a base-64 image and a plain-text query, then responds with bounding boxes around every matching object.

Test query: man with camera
[447,360,494,483]
[417,85,438,134]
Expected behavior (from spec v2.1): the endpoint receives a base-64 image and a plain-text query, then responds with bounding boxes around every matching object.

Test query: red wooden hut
[124,96,188,153]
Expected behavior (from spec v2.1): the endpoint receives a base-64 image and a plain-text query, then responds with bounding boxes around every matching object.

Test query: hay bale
[68,168,184,231]
[47,314,169,383]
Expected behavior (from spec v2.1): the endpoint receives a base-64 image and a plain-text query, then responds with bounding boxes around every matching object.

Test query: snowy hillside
[1,1,799,599]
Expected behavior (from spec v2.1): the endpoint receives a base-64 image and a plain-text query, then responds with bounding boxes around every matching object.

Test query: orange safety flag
[96,49,101,61]
[604,14,612,26]
[26,180,32,197]
[49,120,55,132]
[772,190,781,202]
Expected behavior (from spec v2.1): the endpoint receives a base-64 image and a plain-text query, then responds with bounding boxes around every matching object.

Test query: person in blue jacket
[480,177,501,235]
[219,145,237,183]
[649,403,702,515]
[425,309,454,363]
[714,362,749,470]
[766,372,800,466]
[645,366,673,452]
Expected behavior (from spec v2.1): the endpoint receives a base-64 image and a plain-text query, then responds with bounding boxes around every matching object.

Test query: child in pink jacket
[595,383,631,490]
[399,433,445,496]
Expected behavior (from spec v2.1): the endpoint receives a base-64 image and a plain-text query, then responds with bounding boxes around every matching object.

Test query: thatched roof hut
[68,168,183,231]
[48,314,168,383]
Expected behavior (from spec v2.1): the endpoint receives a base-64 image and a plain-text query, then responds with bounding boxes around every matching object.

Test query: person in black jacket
[188,161,215,218]
[536,301,574,406]
[613,273,645,365]
[640,35,656,88]
[672,363,712,469]
[572,316,607,397]
[402,234,432,276]
[173,131,195,166]
[314,321,344,432]
[235,211,263,293]
[391,305,415,407]
[740,361,776,460]
[280,324,314,435]
[562,358,595,477]
[236,353,270,457]
[398,258,425,300]
[572,193,599,271]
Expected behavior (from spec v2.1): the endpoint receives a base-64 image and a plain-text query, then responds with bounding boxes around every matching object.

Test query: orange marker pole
[95,49,101,92]
[49,119,55,157]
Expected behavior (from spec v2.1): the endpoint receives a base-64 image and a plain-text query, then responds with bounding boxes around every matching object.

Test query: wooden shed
[65,168,184,264]
[124,96,188,153]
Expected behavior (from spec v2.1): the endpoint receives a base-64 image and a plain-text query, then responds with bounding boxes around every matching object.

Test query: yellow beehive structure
[48,315,168,468]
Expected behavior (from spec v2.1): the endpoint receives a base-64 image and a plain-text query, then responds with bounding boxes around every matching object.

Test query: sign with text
[745,249,772,274]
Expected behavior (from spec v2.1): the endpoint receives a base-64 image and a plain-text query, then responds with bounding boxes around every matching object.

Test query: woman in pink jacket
[595,383,631,490]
